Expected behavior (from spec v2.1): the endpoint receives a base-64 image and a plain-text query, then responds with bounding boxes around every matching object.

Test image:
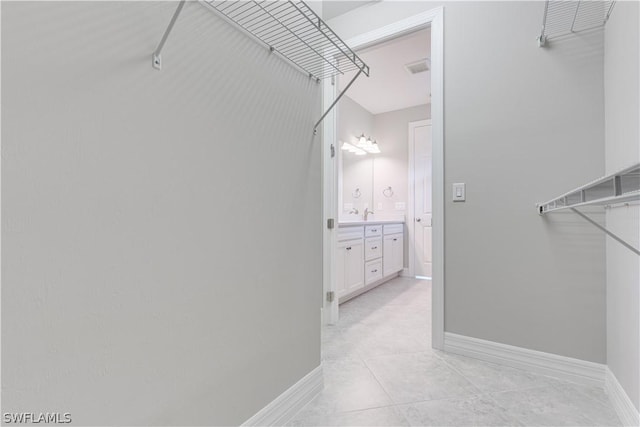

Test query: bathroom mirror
[340,151,373,221]
[338,96,374,221]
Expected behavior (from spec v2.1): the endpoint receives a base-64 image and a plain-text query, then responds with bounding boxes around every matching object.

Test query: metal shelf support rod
[571,208,640,256]
[152,0,187,70]
[313,68,364,135]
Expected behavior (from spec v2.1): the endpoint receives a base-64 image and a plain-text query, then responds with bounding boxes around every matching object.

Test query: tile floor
[288,277,622,427]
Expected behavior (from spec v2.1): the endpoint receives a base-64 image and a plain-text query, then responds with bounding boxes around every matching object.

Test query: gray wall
[329,1,607,363]
[2,2,321,425]
[605,0,640,410]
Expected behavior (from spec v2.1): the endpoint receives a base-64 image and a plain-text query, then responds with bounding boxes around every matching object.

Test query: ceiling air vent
[404,58,430,75]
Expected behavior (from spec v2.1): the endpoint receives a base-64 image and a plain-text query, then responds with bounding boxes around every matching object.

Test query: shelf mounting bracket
[313,67,365,135]
[152,0,187,70]
[570,207,640,256]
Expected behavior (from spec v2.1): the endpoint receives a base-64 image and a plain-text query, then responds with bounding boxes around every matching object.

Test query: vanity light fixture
[342,135,381,155]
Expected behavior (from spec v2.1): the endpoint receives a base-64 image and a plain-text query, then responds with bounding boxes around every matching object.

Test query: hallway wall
[2,2,322,425]
[329,1,607,363]
[604,0,640,411]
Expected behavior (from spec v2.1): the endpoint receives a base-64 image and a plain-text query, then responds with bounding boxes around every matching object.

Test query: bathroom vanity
[336,220,404,303]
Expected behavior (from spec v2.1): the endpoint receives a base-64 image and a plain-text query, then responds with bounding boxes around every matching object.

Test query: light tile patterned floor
[288,277,622,427]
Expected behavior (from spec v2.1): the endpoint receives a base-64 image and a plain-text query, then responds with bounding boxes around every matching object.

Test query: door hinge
[326,291,335,302]
[330,144,335,158]
[331,75,335,86]
[327,218,335,229]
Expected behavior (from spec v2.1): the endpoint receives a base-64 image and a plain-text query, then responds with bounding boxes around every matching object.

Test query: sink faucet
[349,208,359,215]
[364,207,374,221]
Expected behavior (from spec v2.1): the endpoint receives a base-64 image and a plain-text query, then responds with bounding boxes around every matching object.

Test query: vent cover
[404,58,430,75]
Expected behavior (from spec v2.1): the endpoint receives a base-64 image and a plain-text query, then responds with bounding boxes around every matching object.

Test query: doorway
[409,120,433,279]
[321,7,444,349]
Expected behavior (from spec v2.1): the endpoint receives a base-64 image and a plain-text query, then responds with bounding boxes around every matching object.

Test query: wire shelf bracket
[152,0,187,70]
[151,1,369,133]
[537,0,616,47]
[537,163,640,256]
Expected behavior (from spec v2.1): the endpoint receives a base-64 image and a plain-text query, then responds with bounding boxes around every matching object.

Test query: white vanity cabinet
[336,227,364,298]
[337,221,404,302]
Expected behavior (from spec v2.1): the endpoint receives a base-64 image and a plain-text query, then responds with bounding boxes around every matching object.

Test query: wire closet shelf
[152,1,369,133]
[537,163,640,214]
[203,0,369,81]
[538,0,616,47]
[537,163,640,256]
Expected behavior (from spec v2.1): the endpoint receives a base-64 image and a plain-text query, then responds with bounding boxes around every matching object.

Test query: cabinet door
[336,244,347,297]
[383,235,394,276]
[344,240,364,294]
[393,234,404,273]
[384,233,403,276]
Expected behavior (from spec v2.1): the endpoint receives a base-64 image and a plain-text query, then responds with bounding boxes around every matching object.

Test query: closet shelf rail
[152,0,369,134]
[537,163,640,256]
[537,0,616,47]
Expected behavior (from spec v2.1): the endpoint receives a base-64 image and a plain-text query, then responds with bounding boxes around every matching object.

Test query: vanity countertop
[338,219,404,227]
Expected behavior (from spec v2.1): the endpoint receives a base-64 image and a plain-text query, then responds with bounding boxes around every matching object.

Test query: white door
[411,121,432,278]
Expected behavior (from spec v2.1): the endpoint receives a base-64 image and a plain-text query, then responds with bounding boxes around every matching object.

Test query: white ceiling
[338,28,431,115]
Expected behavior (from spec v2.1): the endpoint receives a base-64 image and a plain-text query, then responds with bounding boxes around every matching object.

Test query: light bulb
[358,133,367,147]
[370,140,381,153]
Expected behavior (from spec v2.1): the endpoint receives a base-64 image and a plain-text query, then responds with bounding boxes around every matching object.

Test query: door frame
[408,119,433,279]
[321,7,444,350]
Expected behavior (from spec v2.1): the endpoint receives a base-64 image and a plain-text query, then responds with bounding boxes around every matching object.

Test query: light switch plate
[452,183,466,202]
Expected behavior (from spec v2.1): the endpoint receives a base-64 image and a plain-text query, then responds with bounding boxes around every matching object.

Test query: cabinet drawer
[365,237,382,261]
[383,223,403,235]
[338,226,364,242]
[365,225,382,237]
[365,259,383,284]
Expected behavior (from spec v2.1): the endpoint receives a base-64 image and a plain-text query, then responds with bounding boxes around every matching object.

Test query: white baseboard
[443,333,606,387]
[605,367,640,426]
[242,364,323,426]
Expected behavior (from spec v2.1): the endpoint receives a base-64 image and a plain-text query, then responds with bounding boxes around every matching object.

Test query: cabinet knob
[346,246,352,251]
[372,269,378,273]
[416,218,422,222]
[372,246,377,250]
[393,238,397,241]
